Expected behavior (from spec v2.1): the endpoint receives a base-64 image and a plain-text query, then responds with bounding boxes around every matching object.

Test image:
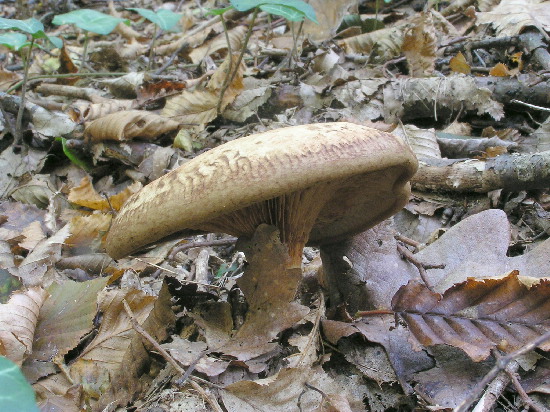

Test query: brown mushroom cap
[105,122,418,261]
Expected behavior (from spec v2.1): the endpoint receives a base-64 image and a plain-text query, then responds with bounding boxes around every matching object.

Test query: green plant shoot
[127,8,183,70]
[52,9,129,70]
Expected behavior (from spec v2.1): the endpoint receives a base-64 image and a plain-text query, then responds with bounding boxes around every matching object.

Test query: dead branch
[413,151,550,193]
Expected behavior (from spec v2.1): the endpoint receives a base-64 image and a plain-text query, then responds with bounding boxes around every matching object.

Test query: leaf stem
[15,37,34,143]
[216,7,258,114]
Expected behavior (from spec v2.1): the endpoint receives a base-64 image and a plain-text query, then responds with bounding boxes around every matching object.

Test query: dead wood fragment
[413,151,550,192]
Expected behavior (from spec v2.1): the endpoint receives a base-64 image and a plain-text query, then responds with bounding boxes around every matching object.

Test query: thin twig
[169,237,238,260]
[123,300,223,412]
[506,368,548,412]
[217,8,258,112]
[15,37,34,143]
[216,13,234,114]
[396,243,438,290]
[394,234,422,250]
[455,330,550,412]
[132,257,222,289]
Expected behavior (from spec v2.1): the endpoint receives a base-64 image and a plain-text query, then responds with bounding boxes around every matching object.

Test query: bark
[413,151,550,193]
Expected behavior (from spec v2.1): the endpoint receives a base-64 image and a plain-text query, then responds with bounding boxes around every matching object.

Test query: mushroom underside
[188,166,410,268]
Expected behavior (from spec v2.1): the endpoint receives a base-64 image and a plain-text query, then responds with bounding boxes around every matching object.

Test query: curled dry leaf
[68,176,142,211]
[84,110,180,143]
[392,270,550,362]
[72,99,136,123]
[0,287,48,365]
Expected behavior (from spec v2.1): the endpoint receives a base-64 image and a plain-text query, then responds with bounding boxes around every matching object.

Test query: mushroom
[105,122,418,300]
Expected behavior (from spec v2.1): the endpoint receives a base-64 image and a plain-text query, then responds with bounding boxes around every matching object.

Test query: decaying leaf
[476,0,550,37]
[10,225,71,286]
[189,25,246,64]
[392,271,550,361]
[402,12,437,77]
[68,176,142,211]
[84,110,180,143]
[22,278,108,383]
[162,53,244,131]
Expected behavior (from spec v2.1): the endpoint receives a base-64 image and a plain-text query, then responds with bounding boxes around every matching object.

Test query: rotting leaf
[68,176,141,212]
[21,277,108,383]
[392,270,550,362]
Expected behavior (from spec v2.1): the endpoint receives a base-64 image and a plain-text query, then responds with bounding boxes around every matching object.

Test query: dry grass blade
[392,270,550,361]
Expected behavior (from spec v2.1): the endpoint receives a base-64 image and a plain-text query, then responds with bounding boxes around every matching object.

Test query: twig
[169,237,238,260]
[123,300,223,412]
[506,368,548,412]
[394,234,422,250]
[216,8,258,113]
[132,257,222,289]
[396,243,442,290]
[455,330,550,412]
[471,358,517,412]
[510,98,550,112]
[15,37,34,143]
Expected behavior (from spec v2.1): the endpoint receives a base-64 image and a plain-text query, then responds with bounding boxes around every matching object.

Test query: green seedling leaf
[127,8,183,31]
[205,6,234,16]
[0,17,46,38]
[230,0,317,23]
[259,4,305,21]
[47,35,63,49]
[0,32,30,50]
[52,9,128,35]
[55,137,91,172]
[0,356,39,412]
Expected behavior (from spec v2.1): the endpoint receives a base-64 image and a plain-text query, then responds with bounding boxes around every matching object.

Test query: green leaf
[205,6,234,16]
[0,32,30,50]
[45,35,63,49]
[259,4,305,21]
[230,0,317,23]
[127,8,182,31]
[0,356,39,412]
[55,137,91,172]
[0,17,46,38]
[52,9,128,35]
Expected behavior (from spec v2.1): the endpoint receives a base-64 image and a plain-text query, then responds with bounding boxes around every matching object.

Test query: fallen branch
[413,151,550,192]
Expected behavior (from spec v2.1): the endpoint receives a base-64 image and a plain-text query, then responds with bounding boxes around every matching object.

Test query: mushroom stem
[194,183,337,270]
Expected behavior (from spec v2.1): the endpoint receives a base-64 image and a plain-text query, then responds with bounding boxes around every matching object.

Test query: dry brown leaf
[0,67,21,92]
[189,25,246,64]
[70,288,156,381]
[476,0,550,36]
[339,26,404,60]
[300,0,358,43]
[449,51,471,74]
[22,278,108,383]
[10,225,71,286]
[68,176,142,211]
[162,54,244,130]
[84,110,180,143]
[19,220,46,250]
[392,271,550,362]
[67,213,112,253]
[71,99,137,123]
[402,12,437,77]
[95,283,175,409]
[0,287,48,365]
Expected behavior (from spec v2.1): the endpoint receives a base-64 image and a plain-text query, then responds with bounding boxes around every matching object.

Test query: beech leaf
[392,270,550,362]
